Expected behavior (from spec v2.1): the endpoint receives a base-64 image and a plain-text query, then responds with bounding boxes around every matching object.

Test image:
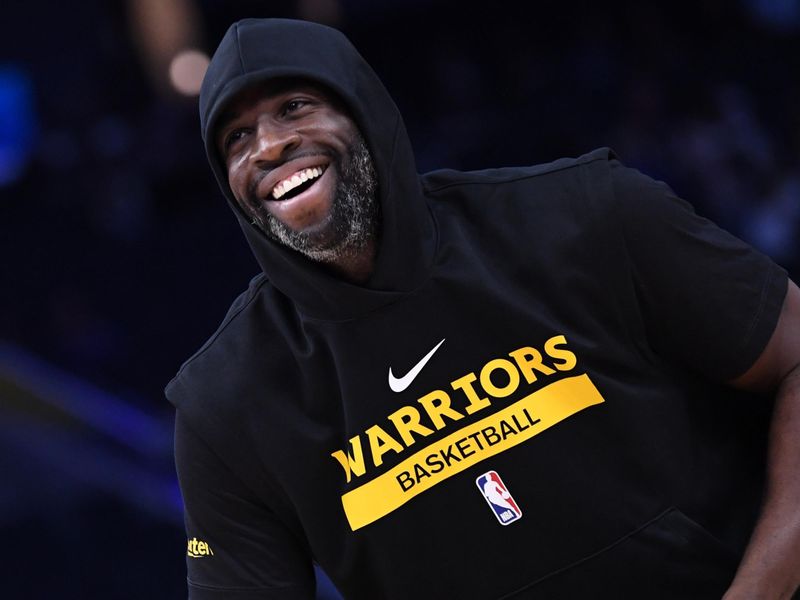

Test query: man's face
[216,80,379,263]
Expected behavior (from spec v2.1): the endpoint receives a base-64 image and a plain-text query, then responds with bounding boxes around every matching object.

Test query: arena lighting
[0,66,35,186]
[168,48,209,96]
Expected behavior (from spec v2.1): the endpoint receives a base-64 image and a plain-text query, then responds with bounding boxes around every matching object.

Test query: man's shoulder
[420,147,616,195]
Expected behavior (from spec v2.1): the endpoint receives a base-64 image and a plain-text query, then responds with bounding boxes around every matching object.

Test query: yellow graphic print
[343,374,603,530]
[187,537,214,558]
[331,335,605,531]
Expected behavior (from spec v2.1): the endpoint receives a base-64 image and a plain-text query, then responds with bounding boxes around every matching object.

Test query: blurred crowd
[1,0,798,597]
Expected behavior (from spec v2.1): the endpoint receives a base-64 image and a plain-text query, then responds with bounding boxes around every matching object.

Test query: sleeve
[608,160,788,382]
[174,411,316,599]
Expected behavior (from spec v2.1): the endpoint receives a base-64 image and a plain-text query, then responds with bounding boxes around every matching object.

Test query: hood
[199,18,436,320]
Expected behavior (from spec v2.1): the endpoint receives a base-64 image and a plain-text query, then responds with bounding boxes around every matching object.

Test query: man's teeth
[272,166,325,199]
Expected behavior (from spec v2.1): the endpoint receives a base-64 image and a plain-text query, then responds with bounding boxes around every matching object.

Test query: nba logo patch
[476,470,522,525]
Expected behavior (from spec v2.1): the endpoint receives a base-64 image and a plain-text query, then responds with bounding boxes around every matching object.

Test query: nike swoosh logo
[388,338,446,393]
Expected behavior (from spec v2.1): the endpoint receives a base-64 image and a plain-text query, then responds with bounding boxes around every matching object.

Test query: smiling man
[216,81,379,281]
[168,18,800,600]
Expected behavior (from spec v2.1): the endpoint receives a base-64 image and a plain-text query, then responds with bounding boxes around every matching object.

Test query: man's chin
[261,213,347,261]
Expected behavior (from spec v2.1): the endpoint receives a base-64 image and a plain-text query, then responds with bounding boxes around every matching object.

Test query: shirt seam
[423,152,611,195]
[737,265,775,354]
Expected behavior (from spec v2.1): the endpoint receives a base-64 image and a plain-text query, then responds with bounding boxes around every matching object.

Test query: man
[168,18,800,599]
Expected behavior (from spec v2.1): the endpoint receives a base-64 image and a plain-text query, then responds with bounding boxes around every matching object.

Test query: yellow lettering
[331,337,579,483]
[417,390,464,430]
[544,335,577,371]
[451,372,491,415]
[479,358,520,398]
[331,436,367,483]
[387,405,434,447]
[187,538,214,557]
[341,374,605,530]
[366,425,404,467]
[509,347,556,383]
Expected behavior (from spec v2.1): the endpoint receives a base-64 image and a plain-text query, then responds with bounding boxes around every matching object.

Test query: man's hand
[725,279,800,599]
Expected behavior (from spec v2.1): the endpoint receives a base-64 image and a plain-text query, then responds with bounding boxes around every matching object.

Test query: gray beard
[252,134,380,264]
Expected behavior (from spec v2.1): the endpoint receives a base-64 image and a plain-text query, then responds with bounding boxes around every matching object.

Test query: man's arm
[174,413,316,599]
[724,279,800,599]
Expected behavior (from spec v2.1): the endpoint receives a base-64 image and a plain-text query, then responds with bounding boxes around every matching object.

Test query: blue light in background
[743,0,800,31]
[0,65,36,187]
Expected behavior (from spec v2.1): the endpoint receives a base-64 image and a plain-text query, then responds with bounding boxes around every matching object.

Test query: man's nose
[251,123,300,164]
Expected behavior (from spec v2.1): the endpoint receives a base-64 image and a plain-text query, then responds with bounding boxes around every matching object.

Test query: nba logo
[476,470,522,525]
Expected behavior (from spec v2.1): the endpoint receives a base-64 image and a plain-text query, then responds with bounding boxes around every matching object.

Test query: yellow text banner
[341,373,605,530]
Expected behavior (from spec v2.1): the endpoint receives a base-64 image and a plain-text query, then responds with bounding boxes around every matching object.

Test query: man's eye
[223,129,247,151]
[284,99,308,114]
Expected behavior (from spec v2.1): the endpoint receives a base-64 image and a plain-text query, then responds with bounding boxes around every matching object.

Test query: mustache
[246,150,337,207]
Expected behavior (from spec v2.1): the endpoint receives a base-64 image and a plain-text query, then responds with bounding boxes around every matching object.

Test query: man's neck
[324,238,377,284]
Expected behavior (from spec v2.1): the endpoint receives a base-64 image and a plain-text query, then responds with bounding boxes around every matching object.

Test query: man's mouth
[272,165,327,200]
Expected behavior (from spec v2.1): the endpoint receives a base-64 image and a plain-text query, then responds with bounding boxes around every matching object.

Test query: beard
[250,133,380,264]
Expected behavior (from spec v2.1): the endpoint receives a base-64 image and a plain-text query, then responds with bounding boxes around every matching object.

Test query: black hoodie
[168,18,788,600]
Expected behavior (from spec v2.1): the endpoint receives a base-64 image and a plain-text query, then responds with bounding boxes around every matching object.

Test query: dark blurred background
[1,0,798,598]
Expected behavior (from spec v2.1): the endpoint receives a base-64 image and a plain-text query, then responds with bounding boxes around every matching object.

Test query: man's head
[214,78,380,268]
[199,19,434,300]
